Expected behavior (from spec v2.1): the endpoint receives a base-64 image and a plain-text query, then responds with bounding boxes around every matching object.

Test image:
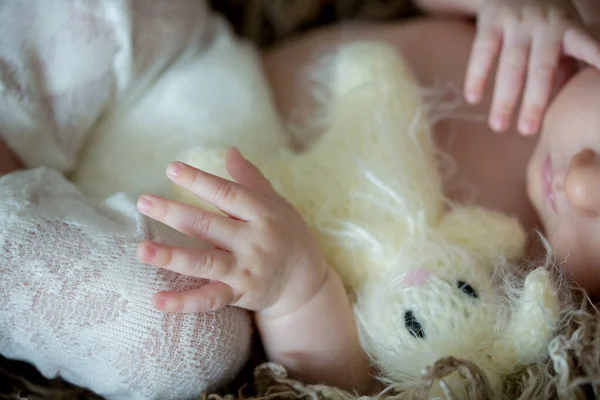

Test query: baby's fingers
[138,241,234,281]
[153,281,235,313]
[137,194,240,250]
[167,161,268,221]
[489,33,530,132]
[465,27,502,104]
[518,36,561,135]
[563,27,600,70]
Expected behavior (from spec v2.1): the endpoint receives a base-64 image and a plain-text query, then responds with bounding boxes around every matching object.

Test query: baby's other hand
[136,148,330,319]
[464,0,600,135]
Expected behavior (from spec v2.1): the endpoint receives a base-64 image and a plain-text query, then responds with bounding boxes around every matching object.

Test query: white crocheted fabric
[0,0,212,173]
[0,1,269,398]
[0,168,252,399]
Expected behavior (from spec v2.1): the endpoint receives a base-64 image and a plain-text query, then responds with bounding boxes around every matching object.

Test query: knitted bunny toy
[175,42,561,397]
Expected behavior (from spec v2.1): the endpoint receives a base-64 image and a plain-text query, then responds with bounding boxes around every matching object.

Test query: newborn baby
[2,0,600,399]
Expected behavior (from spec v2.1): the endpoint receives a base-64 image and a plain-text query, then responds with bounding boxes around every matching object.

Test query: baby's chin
[524,145,549,230]
[566,266,600,300]
[550,239,600,299]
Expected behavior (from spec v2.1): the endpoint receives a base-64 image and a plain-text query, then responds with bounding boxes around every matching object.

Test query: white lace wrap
[0,168,252,399]
[0,0,285,398]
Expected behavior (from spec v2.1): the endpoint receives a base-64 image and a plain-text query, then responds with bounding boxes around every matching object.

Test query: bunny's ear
[492,268,561,370]
[437,206,527,267]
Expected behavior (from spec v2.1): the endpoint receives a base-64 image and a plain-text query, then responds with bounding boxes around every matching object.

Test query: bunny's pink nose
[402,269,432,288]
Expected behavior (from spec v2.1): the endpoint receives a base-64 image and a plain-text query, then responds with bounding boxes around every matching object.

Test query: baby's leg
[0,169,252,399]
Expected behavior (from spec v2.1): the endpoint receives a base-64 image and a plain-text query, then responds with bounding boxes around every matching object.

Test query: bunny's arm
[493,268,561,370]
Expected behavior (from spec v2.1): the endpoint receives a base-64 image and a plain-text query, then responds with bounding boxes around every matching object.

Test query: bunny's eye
[404,310,425,339]
[457,280,478,298]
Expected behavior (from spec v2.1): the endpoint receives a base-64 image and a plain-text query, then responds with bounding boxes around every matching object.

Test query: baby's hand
[136,147,329,319]
[465,0,600,135]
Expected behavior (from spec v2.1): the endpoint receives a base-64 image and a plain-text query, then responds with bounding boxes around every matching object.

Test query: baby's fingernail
[231,146,246,160]
[519,120,536,135]
[154,295,179,312]
[152,294,166,310]
[167,162,182,178]
[465,89,479,104]
[138,242,156,262]
[490,117,506,132]
[137,195,153,214]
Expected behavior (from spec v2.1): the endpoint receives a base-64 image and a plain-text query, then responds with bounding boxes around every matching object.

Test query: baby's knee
[109,307,253,400]
[53,306,254,400]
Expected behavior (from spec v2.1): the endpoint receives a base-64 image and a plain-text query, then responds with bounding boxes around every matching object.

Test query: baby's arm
[138,150,374,393]
[255,260,373,392]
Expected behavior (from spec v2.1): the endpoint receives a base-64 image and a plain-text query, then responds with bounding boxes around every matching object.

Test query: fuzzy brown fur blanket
[2,294,600,399]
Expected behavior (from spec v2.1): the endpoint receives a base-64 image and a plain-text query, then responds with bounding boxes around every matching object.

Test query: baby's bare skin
[264,18,540,233]
[263,1,600,305]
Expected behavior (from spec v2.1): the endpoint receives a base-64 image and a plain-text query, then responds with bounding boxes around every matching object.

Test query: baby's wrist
[258,260,332,320]
[254,268,370,392]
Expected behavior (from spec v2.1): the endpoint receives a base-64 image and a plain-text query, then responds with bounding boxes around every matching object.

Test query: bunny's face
[354,241,507,387]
